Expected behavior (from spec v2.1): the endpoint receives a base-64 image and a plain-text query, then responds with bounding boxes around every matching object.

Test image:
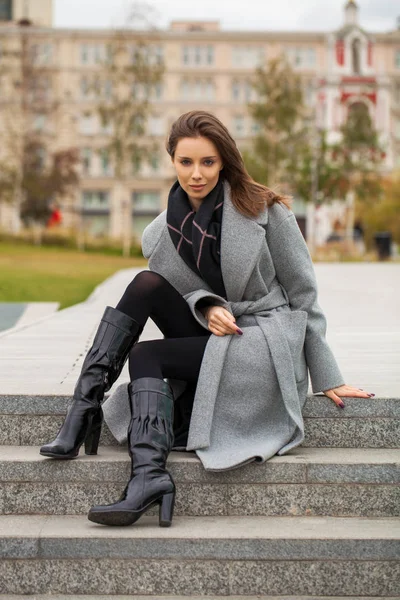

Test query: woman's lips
[189,184,206,190]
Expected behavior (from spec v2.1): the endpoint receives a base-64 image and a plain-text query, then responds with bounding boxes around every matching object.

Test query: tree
[0,22,80,232]
[245,57,384,205]
[355,174,400,249]
[243,55,309,191]
[20,144,79,226]
[332,102,384,202]
[94,4,165,255]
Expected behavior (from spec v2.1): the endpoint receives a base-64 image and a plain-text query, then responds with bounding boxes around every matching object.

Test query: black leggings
[116,271,210,382]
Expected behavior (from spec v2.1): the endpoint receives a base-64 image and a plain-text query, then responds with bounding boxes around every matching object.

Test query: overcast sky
[54,0,400,32]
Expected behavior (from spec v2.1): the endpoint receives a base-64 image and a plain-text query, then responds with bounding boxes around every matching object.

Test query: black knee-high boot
[88,377,176,527]
[40,307,143,459]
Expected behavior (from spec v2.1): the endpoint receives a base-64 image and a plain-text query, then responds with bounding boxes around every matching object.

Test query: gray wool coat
[102,180,345,471]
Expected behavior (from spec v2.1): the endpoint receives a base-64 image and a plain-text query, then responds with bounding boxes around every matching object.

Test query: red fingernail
[339,402,345,408]
[236,328,243,335]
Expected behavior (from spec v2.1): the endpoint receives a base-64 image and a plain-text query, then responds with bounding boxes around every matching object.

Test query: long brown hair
[166,110,291,217]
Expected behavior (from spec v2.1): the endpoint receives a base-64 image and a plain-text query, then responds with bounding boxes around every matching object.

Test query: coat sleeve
[266,212,345,393]
[184,289,232,331]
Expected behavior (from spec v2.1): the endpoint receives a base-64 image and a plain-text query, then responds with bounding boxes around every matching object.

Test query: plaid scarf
[166,179,226,299]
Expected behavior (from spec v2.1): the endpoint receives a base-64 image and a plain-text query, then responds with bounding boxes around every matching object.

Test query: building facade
[0,0,399,241]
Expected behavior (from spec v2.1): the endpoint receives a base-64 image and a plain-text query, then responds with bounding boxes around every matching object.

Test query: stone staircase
[1,264,399,597]
[0,394,399,597]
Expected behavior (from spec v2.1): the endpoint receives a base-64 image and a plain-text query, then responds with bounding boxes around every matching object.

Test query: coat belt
[187,284,306,452]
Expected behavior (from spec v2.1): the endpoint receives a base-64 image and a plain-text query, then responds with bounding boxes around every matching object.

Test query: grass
[0,242,147,309]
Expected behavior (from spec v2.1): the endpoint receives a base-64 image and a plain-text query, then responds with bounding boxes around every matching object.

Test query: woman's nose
[191,165,202,180]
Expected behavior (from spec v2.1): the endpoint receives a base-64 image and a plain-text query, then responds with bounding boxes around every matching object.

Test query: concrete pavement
[0,263,398,396]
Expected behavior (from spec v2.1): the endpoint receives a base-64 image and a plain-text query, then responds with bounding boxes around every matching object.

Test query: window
[153,82,163,100]
[352,39,361,75]
[304,80,314,105]
[81,148,92,174]
[132,82,163,102]
[233,115,245,137]
[231,79,256,103]
[82,190,109,210]
[132,191,160,238]
[285,47,316,69]
[133,215,155,238]
[81,44,89,65]
[181,79,190,101]
[182,45,215,66]
[0,0,12,21]
[183,46,190,65]
[232,81,240,101]
[149,153,160,172]
[80,76,91,99]
[148,115,164,136]
[99,117,112,136]
[31,43,53,66]
[231,46,265,68]
[33,114,47,132]
[133,191,160,213]
[36,147,47,170]
[81,191,110,236]
[306,48,316,68]
[79,113,96,135]
[103,79,112,100]
[251,120,261,135]
[395,50,400,69]
[80,44,108,66]
[131,44,164,66]
[28,76,51,104]
[180,78,215,101]
[99,149,112,176]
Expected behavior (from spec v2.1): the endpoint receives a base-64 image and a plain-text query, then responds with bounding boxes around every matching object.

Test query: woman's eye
[179,159,215,166]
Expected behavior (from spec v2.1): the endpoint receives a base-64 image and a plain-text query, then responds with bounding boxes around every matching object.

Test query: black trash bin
[374,232,392,261]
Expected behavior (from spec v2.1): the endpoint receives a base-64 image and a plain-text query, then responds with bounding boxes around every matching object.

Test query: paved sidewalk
[0,264,398,396]
[0,302,59,332]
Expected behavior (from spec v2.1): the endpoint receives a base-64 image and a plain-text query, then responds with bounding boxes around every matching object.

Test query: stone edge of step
[0,395,399,417]
[0,446,399,485]
[2,597,400,600]
[1,515,400,561]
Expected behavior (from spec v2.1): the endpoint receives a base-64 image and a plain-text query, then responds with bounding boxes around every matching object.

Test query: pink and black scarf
[167,179,226,299]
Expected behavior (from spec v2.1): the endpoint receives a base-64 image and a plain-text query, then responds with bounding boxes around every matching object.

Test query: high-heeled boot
[88,377,176,527]
[40,306,143,459]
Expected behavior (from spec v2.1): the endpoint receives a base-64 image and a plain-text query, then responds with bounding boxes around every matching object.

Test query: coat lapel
[149,216,213,295]
[220,181,268,302]
[149,180,269,302]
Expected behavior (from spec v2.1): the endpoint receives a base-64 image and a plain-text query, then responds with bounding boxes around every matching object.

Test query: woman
[40,110,373,527]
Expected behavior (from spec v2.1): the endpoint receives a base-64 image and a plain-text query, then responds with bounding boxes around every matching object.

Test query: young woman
[40,110,373,527]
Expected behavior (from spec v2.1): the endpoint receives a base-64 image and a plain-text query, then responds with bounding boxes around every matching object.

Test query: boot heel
[84,413,102,455]
[159,491,175,527]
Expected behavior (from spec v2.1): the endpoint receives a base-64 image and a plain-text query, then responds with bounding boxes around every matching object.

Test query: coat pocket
[275,310,308,383]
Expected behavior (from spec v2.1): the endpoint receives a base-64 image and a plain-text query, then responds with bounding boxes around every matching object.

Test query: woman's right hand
[203,306,243,337]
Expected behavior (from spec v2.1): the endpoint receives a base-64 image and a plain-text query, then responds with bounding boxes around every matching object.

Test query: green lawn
[0,242,147,309]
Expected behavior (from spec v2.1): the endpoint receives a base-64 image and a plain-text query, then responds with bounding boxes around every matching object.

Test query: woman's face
[172,136,223,204]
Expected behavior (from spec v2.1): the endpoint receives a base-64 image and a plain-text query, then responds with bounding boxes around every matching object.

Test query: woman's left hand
[323,385,375,408]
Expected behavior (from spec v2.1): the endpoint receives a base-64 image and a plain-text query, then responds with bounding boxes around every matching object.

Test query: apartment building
[0,0,399,240]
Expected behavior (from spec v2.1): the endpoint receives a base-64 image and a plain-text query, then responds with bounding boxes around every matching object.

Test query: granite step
[0,446,398,518]
[1,515,399,596]
[4,597,400,600]
[1,395,399,449]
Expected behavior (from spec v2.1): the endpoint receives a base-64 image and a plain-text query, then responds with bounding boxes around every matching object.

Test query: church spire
[344,0,359,26]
